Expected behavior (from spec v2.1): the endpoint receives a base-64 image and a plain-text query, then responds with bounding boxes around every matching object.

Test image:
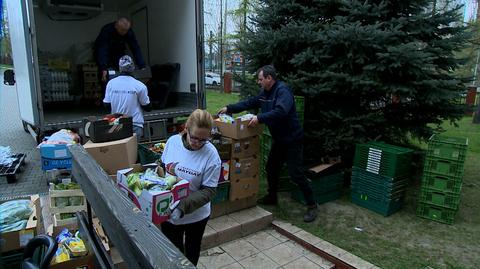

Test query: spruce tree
[240,0,470,163]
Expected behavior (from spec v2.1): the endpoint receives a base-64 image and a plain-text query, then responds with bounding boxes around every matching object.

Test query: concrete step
[202,206,273,250]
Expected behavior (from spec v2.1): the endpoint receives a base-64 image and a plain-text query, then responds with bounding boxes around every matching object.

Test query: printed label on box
[19,230,34,246]
[155,194,173,216]
[54,149,68,158]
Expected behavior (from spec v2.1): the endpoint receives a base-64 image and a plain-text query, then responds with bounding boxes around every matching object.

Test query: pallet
[0,154,26,183]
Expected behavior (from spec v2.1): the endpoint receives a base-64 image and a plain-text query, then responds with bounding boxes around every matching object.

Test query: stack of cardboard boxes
[214,117,263,203]
[80,63,101,101]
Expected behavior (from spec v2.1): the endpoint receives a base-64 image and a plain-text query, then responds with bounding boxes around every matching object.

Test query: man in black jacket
[94,17,146,82]
[218,65,317,222]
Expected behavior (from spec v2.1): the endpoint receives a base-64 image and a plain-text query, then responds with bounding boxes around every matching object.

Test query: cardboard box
[211,196,257,219]
[48,218,108,269]
[83,114,133,143]
[219,160,230,183]
[83,135,137,175]
[117,164,190,224]
[40,144,73,171]
[229,175,259,201]
[212,137,232,160]
[306,161,342,179]
[229,156,260,181]
[0,195,41,252]
[231,136,260,159]
[214,117,263,139]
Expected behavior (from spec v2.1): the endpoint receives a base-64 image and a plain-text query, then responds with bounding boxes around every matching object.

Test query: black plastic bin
[84,114,133,143]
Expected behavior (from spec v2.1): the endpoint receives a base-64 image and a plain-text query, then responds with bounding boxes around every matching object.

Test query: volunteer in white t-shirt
[103,55,151,137]
[160,109,221,266]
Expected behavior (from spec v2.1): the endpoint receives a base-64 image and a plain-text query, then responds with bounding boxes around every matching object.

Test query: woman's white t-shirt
[161,134,221,225]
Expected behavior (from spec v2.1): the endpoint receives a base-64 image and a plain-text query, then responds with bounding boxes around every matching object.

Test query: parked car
[205,72,221,86]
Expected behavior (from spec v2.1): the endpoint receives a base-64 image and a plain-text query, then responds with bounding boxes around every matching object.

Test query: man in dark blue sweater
[94,18,146,82]
[218,65,317,222]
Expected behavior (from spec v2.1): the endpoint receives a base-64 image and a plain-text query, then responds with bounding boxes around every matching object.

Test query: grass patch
[205,89,240,115]
[205,91,480,268]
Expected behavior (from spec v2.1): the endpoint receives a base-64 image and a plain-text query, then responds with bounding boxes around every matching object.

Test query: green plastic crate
[423,157,464,178]
[294,95,305,112]
[421,171,462,194]
[351,180,407,199]
[307,171,343,187]
[212,182,230,204]
[416,202,456,225]
[353,142,413,178]
[352,167,409,187]
[351,191,404,217]
[138,143,163,165]
[418,189,461,210]
[427,134,468,162]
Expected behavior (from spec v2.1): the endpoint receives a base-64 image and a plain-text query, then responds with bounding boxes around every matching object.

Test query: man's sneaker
[303,205,318,223]
[258,194,278,205]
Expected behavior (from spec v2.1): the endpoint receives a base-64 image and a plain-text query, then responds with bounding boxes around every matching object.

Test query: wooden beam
[69,145,194,269]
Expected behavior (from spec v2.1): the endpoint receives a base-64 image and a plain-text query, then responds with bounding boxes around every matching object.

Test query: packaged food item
[0,199,32,233]
[51,244,70,264]
[217,114,235,124]
[65,237,87,257]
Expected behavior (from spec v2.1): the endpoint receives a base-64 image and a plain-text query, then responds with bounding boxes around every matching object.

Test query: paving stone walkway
[199,227,335,269]
[0,73,48,199]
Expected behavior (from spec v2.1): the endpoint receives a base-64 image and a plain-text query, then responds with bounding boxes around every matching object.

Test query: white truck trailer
[5,0,206,142]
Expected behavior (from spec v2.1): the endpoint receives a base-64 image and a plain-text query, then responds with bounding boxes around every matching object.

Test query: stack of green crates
[416,134,468,225]
[292,172,343,205]
[259,96,305,191]
[351,142,414,216]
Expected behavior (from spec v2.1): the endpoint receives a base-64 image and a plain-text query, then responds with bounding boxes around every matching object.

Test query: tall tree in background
[240,0,469,163]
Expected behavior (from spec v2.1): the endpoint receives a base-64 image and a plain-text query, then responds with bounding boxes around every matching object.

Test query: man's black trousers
[266,139,315,206]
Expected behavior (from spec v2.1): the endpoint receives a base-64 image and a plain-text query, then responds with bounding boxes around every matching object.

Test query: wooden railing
[69,145,195,269]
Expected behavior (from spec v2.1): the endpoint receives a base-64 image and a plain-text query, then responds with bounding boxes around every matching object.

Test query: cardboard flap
[307,162,342,177]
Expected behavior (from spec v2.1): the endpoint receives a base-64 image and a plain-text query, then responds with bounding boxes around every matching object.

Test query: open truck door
[6,0,42,136]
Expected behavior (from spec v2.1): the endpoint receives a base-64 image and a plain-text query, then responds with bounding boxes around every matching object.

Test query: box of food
[0,195,41,252]
[229,175,259,201]
[212,137,232,160]
[83,114,133,143]
[229,155,260,181]
[231,135,260,159]
[83,134,137,175]
[117,164,189,224]
[40,144,73,171]
[219,160,230,183]
[214,115,263,140]
[49,183,87,227]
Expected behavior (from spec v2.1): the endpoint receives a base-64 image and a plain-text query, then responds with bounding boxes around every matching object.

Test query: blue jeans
[133,126,143,138]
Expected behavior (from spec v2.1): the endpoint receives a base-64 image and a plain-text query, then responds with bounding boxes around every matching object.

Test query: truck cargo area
[20,0,203,140]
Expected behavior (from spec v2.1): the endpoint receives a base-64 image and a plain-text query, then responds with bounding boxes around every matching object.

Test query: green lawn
[205,89,240,115]
[206,91,480,269]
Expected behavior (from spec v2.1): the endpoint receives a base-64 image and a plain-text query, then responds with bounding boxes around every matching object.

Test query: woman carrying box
[160,109,221,266]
